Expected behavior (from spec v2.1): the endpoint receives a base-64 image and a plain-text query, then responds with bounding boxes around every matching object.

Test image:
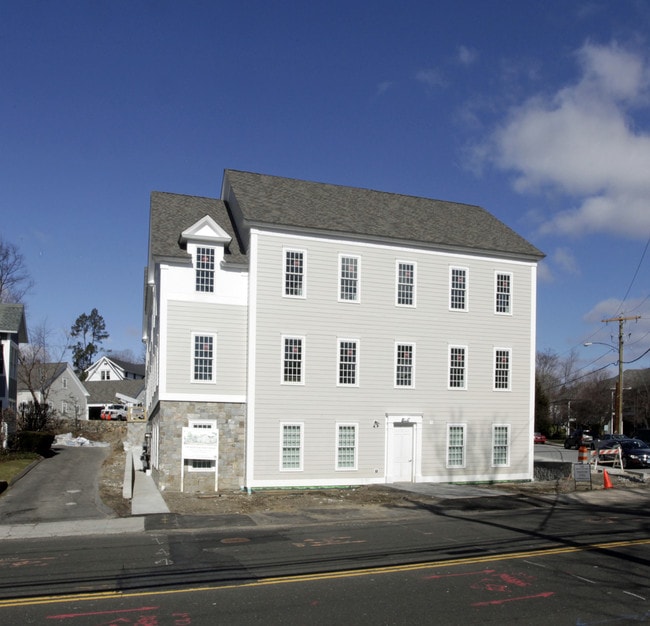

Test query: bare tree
[17,322,66,431]
[0,237,33,303]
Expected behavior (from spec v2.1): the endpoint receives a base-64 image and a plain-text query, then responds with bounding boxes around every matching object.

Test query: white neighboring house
[144,170,544,493]
[84,356,145,382]
[0,303,28,446]
[17,362,89,421]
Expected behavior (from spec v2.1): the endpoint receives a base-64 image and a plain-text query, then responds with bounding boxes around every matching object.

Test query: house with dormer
[84,356,145,382]
[143,170,544,493]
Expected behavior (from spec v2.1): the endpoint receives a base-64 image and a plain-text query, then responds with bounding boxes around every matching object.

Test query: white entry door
[389,423,414,482]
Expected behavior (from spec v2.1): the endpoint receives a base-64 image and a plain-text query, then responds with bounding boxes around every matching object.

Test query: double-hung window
[281,423,303,470]
[494,348,511,390]
[282,336,304,384]
[395,343,415,388]
[447,424,466,468]
[492,424,510,466]
[496,272,512,314]
[196,247,215,293]
[336,423,358,470]
[449,346,467,389]
[396,261,416,306]
[338,339,358,386]
[192,334,215,383]
[339,255,359,302]
[450,267,467,310]
[284,249,305,297]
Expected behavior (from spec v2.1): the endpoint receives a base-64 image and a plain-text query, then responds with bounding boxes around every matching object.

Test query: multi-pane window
[284,249,305,297]
[494,349,511,390]
[189,459,215,471]
[496,273,512,314]
[396,262,415,306]
[450,267,467,310]
[281,423,303,470]
[339,255,359,301]
[338,339,358,386]
[447,424,466,468]
[492,425,510,466]
[449,346,466,389]
[196,247,215,293]
[101,370,111,380]
[336,424,358,470]
[395,343,414,387]
[283,336,304,383]
[193,334,215,382]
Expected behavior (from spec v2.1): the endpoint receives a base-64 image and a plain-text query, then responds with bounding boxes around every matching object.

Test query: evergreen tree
[70,308,109,376]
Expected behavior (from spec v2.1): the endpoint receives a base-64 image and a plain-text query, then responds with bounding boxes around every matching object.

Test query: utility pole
[602,315,641,434]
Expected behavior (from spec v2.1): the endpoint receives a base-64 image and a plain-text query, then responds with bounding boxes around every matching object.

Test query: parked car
[534,432,546,444]
[600,438,650,469]
[595,434,630,450]
[564,430,593,450]
[100,404,128,421]
[632,429,650,445]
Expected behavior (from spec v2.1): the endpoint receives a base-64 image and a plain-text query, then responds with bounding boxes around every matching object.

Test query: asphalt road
[1,442,650,624]
[0,445,112,524]
[0,496,649,624]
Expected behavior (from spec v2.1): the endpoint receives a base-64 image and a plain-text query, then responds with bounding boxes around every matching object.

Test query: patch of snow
[54,433,110,447]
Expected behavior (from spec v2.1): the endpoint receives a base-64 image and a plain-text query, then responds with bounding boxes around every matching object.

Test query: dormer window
[196,247,215,293]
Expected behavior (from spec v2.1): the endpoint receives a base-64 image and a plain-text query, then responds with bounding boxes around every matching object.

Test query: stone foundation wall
[151,400,245,493]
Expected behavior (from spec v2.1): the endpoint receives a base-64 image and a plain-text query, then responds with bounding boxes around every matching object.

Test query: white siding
[165,300,247,398]
[248,230,536,486]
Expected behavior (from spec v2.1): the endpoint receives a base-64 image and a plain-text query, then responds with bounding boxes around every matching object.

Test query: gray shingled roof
[0,303,28,342]
[149,192,246,265]
[84,379,145,405]
[224,170,544,260]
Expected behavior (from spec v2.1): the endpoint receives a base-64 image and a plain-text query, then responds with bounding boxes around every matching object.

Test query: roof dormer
[180,215,232,246]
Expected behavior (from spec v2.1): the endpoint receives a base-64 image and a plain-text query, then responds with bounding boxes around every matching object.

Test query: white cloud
[457,45,477,66]
[483,42,650,239]
[553,247,581,275]
[415,67,446,89]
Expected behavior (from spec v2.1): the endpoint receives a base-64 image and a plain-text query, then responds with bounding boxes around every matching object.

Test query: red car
[534,432,546,444]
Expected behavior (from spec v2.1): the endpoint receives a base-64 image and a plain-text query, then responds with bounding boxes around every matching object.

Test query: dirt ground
[63,422,650,519]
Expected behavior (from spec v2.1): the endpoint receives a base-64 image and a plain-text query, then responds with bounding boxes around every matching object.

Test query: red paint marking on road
[471,591,555,607]
[425,569,495,580]
[46,606,159,619]
[470,571,535,592]
[220,537,250,544]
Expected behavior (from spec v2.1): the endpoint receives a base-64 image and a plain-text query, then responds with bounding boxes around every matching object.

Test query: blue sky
[2,0,649,376]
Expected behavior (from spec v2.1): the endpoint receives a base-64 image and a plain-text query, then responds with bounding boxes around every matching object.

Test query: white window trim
[195,246,216,293]
[281,335,305,385]
[335,422,359,471]
[338,254,361,303]
[280,422,304,471]
[449,266,469,311]
[191,332,216,384]
[337,338,359,387]
[448,345,468,390]
[394,342,416,389]
[493,347,512,391]
[446,423,467,469]
[283,248,307,299]
[495,271,513,315]
[492,424,510,467]
[395,260,417,307]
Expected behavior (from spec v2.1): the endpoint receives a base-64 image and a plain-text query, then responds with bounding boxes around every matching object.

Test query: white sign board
[182,427,219,461]
[573,463,591,483]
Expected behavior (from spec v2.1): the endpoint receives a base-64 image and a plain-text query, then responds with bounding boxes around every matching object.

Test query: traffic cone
[603,470,613,489]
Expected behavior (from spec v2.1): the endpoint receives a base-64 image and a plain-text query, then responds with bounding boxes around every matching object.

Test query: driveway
[0,445,113,524]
